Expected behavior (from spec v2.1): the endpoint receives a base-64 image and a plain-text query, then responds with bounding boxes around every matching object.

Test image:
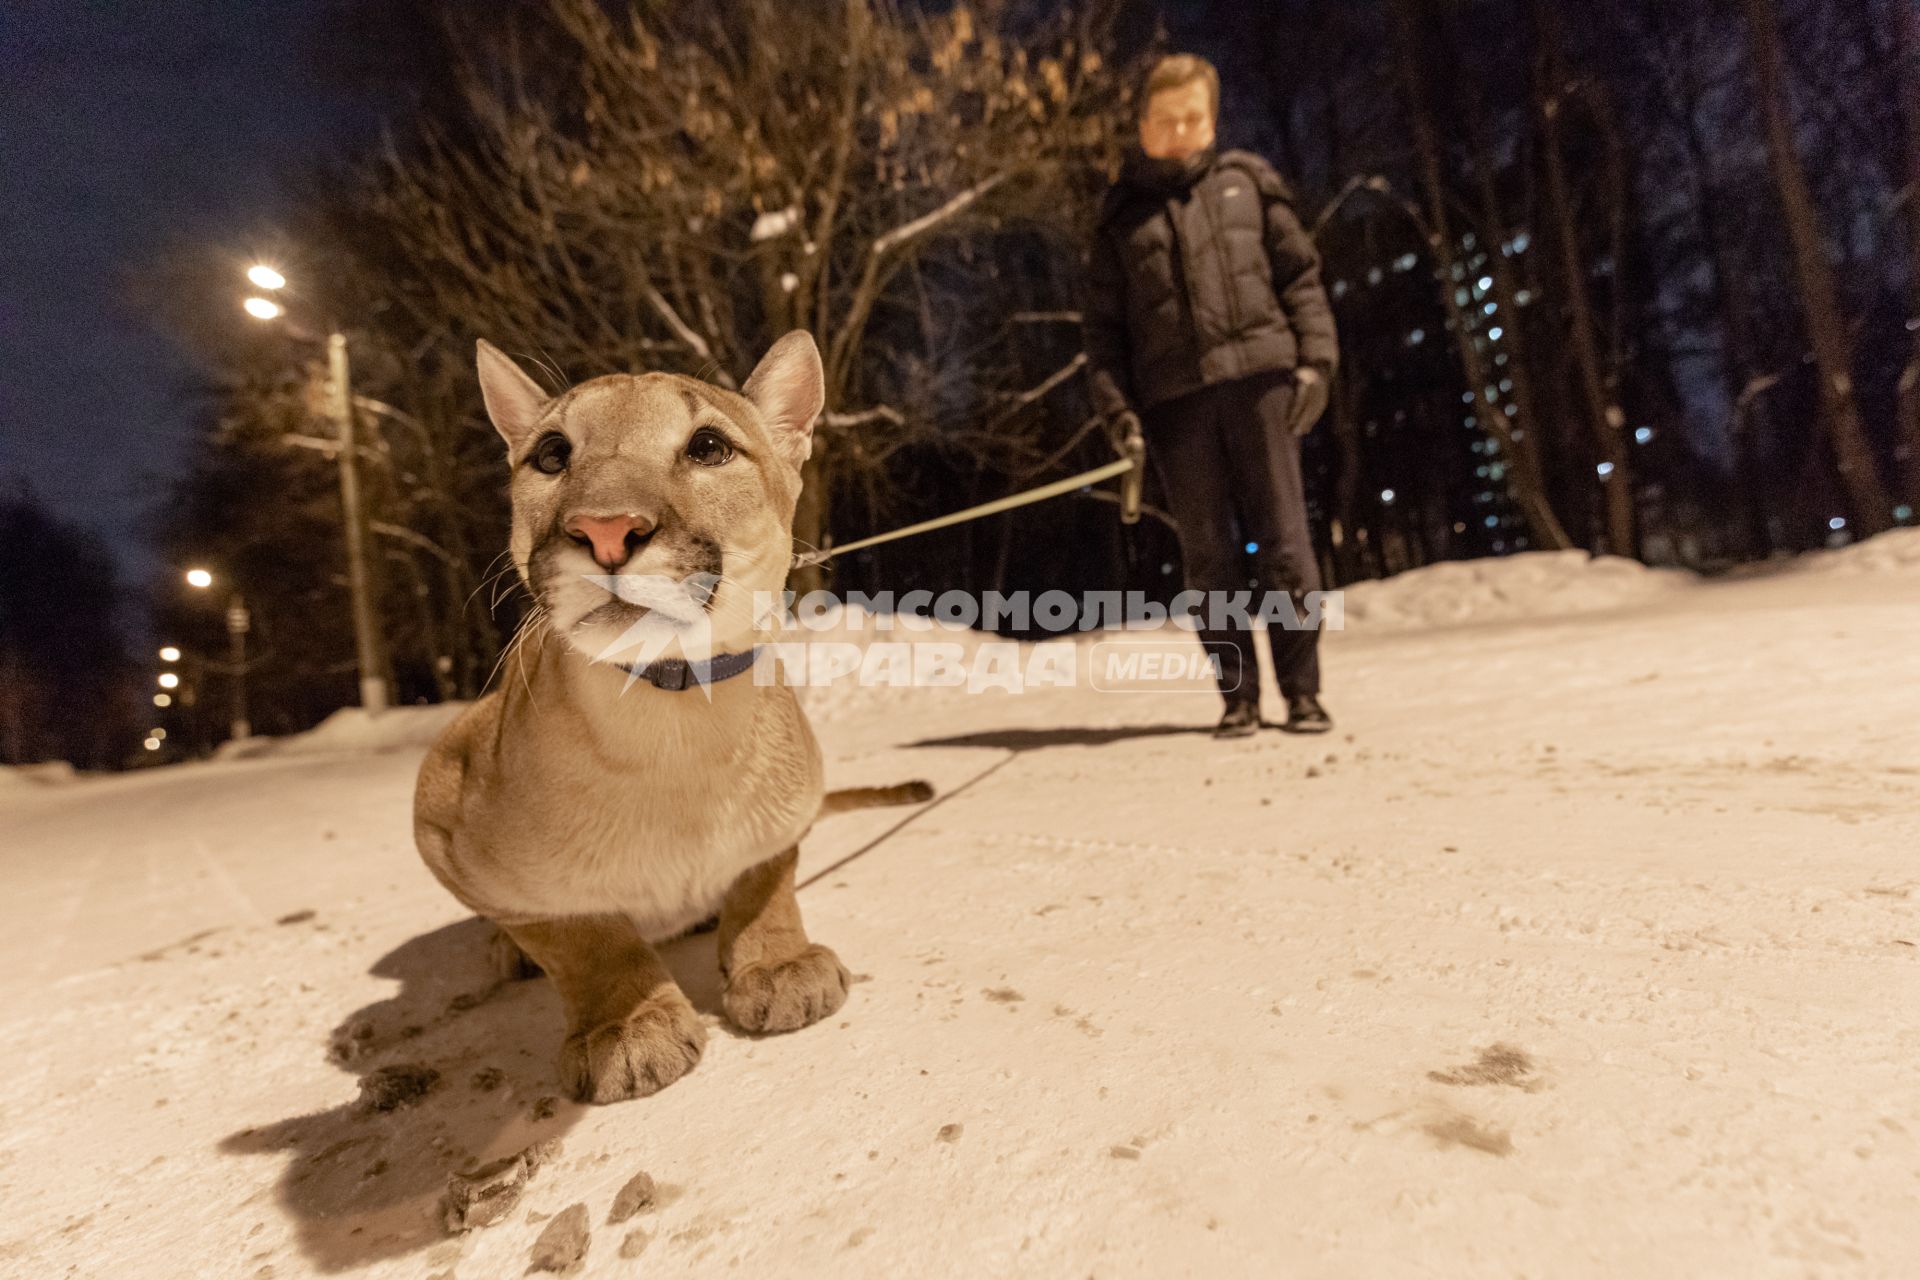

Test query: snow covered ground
[4,536,1918,1278]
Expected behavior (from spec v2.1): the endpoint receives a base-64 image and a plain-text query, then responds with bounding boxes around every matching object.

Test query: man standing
[1085,53,1338,738]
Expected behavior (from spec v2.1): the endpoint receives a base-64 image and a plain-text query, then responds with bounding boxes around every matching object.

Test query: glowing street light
[182,560,253,740]
[159,645,181,662]
[158,672,181,690]
[233,263,390,714]
[144,737,162,752]
[153,693,172,708]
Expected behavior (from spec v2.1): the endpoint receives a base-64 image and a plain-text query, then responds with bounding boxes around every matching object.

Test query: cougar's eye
[530,433,571,475]
[686,426,733,467]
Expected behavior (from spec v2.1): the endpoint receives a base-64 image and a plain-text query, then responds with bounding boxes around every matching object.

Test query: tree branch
[642,283,736,387]
[372,520,458,566]
[828,171,1014,394]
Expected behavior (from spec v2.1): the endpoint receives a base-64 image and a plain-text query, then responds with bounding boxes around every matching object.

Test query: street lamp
[186,569,252,742]
[241,264,391,713]
[159,646,181,663]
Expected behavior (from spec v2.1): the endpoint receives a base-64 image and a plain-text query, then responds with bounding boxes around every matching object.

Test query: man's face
[1139,80,1216,161]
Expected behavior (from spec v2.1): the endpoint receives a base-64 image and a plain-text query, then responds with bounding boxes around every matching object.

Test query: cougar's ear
[743,331,824,469]
[476,341,551,453]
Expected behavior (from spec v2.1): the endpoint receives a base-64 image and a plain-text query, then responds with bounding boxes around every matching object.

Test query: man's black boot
[1215,699,1261,739]
[1282,693,1332,734]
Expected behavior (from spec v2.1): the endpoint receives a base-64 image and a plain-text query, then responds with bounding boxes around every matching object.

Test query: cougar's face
[502,373,801,666]
[477,334,821,671]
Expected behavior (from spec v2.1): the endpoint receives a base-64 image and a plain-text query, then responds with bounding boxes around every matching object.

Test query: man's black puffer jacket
[1084,146,1338,420]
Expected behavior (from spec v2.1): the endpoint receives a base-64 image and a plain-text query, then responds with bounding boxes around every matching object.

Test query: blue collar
[613,646,762,692]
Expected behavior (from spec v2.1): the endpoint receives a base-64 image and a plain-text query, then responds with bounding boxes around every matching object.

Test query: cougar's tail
[819,780,935,816]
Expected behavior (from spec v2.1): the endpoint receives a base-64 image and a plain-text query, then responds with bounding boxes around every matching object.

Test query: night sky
[1,3,371,586]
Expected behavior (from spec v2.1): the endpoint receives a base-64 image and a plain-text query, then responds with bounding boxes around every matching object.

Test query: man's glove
[1287,367,1330,437]
[1109,410,1147,525]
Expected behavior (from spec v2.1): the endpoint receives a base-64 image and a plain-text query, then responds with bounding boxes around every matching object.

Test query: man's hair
[1139,54,1220,119]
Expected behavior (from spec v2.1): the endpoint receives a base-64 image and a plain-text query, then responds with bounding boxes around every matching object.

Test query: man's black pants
[1142,371,1322,706]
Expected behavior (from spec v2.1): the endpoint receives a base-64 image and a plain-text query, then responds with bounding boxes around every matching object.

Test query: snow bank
[1337,550,1690,632]
[784,553,1702,720]
[0,760,79,788]
[214,703,470,761]
[197,536,1910,756]
[1784,525,1920,576]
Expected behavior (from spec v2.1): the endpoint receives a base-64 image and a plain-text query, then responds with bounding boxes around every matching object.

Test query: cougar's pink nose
[564,512,655,570]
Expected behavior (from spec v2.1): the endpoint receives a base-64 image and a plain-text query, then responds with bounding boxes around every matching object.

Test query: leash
[797,751,1019,890]
[792,442,1146,571]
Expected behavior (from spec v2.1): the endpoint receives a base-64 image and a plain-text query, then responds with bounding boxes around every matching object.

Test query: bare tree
[1533,0,1637,556]
[1391,0,1573,551]
[1738,0,1895,534]
[364,0,1126,591]
[1894,0,1920,513]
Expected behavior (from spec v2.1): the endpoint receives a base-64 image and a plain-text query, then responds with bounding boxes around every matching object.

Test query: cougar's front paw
[559,992,706,1104]
[723,944,850,1034]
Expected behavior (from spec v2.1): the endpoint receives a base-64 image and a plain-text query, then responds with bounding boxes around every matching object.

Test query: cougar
[413,332,928,1104]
